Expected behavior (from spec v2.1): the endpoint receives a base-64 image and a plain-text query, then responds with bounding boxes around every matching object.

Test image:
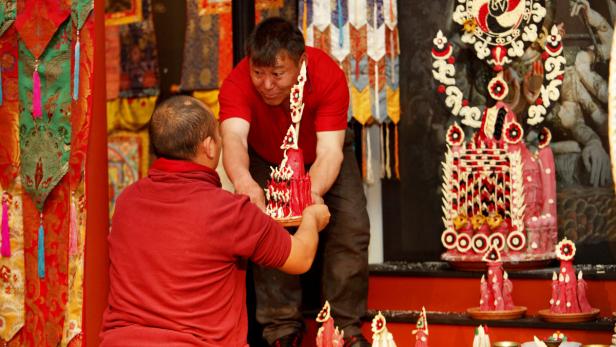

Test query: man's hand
[235,176,266,211]
[582,140,612,187]
[302,204,330,232]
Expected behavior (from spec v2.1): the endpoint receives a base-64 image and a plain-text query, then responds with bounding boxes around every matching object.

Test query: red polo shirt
[101,158,292,347]
[219,46,349,165]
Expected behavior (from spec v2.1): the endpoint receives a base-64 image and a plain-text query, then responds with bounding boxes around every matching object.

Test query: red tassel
[1,193,10,257]
[395,124,400,179]
[32,60,42,118]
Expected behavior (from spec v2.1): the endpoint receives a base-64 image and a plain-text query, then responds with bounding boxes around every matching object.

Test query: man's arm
[308,130,345,203]
[221,118,266,210]
[278,204,330,274]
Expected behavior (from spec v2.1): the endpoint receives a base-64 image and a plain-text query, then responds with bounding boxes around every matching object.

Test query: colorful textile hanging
[193,89,220,117]
[60,2,93,345]
[16,0,72,281]
[105,0,142,26]
[300,0,400,180]
[180,0,232,92]
[0,181,25,344]
[255,0,297,24]
[0,6,19,190]
[118,0,159,98]
[108,130,150,217]
[107,95,156,132]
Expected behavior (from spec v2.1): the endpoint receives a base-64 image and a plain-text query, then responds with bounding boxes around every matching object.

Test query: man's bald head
[149,96,217,160]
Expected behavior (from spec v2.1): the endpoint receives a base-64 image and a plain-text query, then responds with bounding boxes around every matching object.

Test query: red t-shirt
[100,158,292,347]
[218,46,349,164]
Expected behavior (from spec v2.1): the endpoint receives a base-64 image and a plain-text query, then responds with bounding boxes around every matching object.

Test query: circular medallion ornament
[453,0,546,65]
[488,75,509,100]
[538,127,552,148]
[472,233,490,253]
[316,301,331,322]
[371,312,387,334]
[507,231,526,251]
[555,238,576,261]
[456,233,473,253]
[488,232,506,251]
[504,121,523,144]
[442,230,458,250]
[446,122,465,146]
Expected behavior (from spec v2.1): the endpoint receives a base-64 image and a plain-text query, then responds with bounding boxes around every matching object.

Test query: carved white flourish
[531,2,546,23]
[527,105,547,125]
[508,40,525,58]
[522,24,538,43]
[445,86,464,115]
[544,56,566,80]
[452,4,469,25]
[432,60,456,85]
[474,40,490,60]
[441,146,455,230]
[509,149,526,233]
[433,30,448,49]
[459,106,482,128]
[461,32,476,45]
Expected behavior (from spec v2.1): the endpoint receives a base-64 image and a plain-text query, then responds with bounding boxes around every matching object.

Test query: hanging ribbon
[1,192,10,257]
[38,213,45,278]
[380,124,385,178]
[72,32,80,100]
[302,0,307,39]
[385,123,391,178]
[32,60,42,118]
[394,124,399,179]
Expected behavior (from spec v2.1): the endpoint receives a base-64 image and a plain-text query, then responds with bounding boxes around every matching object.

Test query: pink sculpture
[316,301,344,347]
[434,1,565,265]
[477,245,520,312]
[548,238,596,314]
[412,307,429,347]
[265,62,312,220]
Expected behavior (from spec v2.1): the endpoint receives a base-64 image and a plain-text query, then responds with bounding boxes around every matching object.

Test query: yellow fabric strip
[192,89,221,118]
[107,96,158,133]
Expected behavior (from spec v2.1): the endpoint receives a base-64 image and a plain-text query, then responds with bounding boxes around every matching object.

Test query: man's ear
[202,136,216,159]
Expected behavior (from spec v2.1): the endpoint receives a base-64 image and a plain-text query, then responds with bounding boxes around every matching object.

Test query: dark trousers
[249,130,370,344]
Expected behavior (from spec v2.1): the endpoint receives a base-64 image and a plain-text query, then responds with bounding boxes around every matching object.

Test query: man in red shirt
[219,18,370,347]
[100,96,330,347]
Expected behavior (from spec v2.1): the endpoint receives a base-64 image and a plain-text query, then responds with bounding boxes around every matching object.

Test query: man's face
[250,50,303,106]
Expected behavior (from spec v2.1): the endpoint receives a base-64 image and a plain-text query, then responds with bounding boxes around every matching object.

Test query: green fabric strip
[18,19,72,211]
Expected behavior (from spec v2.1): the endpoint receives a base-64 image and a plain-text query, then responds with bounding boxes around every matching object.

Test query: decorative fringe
[69,193,78,256]
[366,125,374,184]
[72,34,81,101]
[32,60,42,118]
[38,214,45,278]
[361,126,367,179]
[395,124,400,179]
[337,0,344,48]
[385,124,391,178]
[380,124,385,178]
[1,194,10,257]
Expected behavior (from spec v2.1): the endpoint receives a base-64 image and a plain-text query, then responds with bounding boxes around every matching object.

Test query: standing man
[101,96,330,346]
[219,18,371,347]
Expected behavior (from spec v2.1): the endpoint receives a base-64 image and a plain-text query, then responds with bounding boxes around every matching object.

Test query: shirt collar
[150,158,222,187]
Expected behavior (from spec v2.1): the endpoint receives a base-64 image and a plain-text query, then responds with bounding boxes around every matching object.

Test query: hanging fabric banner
[255,0,297,24]
[118,0,159,98]
[299,0,400,179]
[60,1,93,344]
[180,0,232,92]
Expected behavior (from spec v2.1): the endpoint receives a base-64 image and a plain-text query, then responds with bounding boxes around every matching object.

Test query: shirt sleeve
[232,196,292,268]
[314,67,350,132]
[218,78,253,124]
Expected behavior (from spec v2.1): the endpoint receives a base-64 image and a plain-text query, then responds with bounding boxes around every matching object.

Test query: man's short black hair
[149,95,216,160]
[246,17,305,66]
